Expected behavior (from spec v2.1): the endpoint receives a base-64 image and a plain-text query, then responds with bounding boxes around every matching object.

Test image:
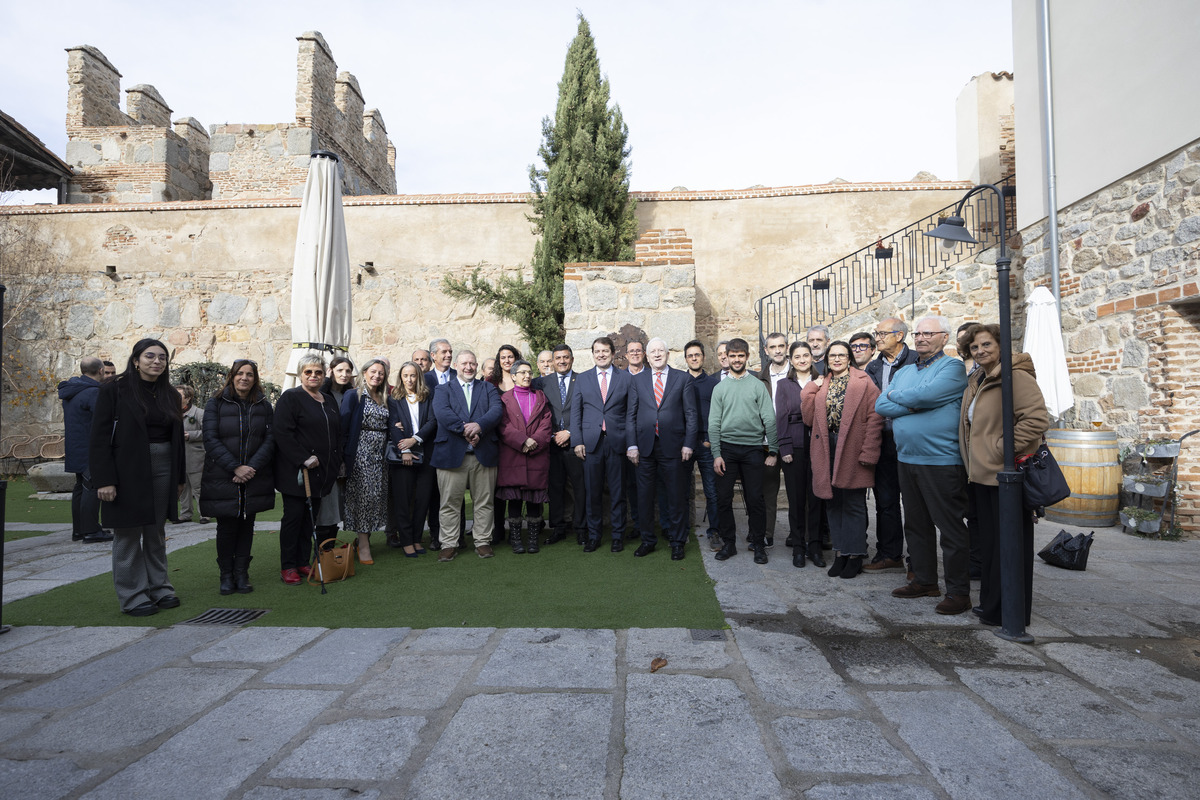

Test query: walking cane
[303,468,327,594]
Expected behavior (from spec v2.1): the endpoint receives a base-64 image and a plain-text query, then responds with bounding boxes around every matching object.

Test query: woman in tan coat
[958,323,1050,627]
[801,341,884,579]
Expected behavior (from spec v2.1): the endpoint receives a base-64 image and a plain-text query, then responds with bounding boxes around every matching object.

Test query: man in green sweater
[709,338,779,564]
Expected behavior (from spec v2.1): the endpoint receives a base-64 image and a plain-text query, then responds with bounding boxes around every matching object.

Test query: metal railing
[755,175,1015,355]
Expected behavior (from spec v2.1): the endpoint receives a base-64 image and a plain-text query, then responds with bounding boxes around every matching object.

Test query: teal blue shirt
[874,354,967,465]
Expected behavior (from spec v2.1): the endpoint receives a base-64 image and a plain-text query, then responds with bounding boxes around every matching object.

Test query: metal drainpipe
[1038,0,1062,313]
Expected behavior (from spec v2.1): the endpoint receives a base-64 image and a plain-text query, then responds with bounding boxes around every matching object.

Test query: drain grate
[179,608,269,626]
[689,629,726,642]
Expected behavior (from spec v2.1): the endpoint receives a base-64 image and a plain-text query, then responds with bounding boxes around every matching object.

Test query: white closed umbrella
[285,151,353,388]
[1024,285,1074,420]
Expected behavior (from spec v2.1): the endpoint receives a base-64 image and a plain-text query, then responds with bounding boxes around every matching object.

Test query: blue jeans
[689,444,720,535]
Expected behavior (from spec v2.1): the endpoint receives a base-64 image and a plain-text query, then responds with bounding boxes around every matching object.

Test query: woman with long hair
[801,340,883,580]
[776,341,823,569]
[315,355,355,537]
[90,338,185,616]
[340,358,399,564]
[490,344,520,394]
[958,323,1050,627]
[388,361,438,556]
[199,359,275,594]
[273,355,341,585]
[497,360,553,553]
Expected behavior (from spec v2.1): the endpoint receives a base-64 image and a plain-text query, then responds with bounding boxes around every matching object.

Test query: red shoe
[280,568,302,586]
[296,564,313,578]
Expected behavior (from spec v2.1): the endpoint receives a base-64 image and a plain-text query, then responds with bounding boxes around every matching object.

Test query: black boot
[233,555,254,594]
[218,557,235,595]
[807,541,826,568]
[527,517,544,554]
[827,554,848,578]
[510,519,526,554]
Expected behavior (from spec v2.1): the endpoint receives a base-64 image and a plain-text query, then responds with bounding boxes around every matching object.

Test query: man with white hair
[875,315,971,615]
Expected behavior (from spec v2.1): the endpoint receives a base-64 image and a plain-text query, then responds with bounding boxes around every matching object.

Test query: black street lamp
[925,185,1033,644]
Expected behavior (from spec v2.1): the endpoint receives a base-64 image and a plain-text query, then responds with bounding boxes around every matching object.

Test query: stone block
[805,784,941,800]
[83,689,339,800]
[244,790,381,800]
[609,266,641,284]
[263,628,409,685]
[26,462,73,493]
[476,628,615,689]
[734,627,857,710]
[624,628,732,672]
[1134,230,1170,254]
[1072,373,1106,397]
[348,653,475,711]
[631,284,660,309]
[1071,248,1102,271]
[1176,214,1200,245]
[622,674,781,799]
[0,627,148,675]
[158,296,181,328]
[563,282,581,313]
[269,717,425,781]
[288,126,317,156]
[872,690,1089,799]
[662,288,696,309]
[647,313,696,351]
[208,152,230,172]
[824,639,949,685]
[664,266,696,288]
[65,140,101,166]
[207,292,250,326]
[208,133,236,152]
[585,283,618,311]
[409,693,610,800]
[402,627,494,651]
[1111,374,1150,410]
[191,627,326,664]
[264,128,285,158]
[1068,325,1103,354]
[0,758,98,800]
[774,717,918,775]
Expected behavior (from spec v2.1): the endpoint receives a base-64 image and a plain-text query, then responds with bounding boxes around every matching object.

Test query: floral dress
[343,397,389,534]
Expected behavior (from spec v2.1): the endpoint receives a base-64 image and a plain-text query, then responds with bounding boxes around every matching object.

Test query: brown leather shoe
[891,582,942,599]
[437,547,457,563]
[476,544,495,559]
[863,557,904,571]
[935,595,972,615]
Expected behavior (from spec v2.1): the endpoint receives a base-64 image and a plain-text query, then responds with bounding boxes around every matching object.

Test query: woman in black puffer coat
[200,360,275,594]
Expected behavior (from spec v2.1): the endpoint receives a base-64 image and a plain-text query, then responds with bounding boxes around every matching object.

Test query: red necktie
[654,370,664,435]
[599,369,608,431]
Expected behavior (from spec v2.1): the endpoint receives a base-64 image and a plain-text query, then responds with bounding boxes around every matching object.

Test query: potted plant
[1120,505,1162,534]
[873,239,893,259]
[1137,439,1181,458]
[1122,475,1171,497]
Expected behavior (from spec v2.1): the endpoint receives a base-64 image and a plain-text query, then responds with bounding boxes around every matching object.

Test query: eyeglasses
[873,330,900,338]
[913,331,947,339]
[850,343,873,351]
[141,353,169,362]
[302,369,325,376]
[827,353,850,359]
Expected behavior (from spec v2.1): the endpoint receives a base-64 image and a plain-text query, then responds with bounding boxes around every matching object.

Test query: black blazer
[534,370,581,437]
[89,377,186,528]
[389,396,437,463]
[272,387,342,498]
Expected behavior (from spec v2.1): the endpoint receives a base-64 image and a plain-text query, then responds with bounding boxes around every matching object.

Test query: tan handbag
[309,537,356,584]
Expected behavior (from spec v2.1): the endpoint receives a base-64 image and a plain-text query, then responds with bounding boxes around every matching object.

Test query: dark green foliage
[443,14,637,353]
[170,361,228,406]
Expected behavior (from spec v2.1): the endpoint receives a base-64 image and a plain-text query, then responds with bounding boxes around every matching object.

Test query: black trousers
[280,493,322,571]
[547,443,586,534]
[390,463,434,548]
[215,514,256,561]
[898,462,971,596]
[780,450,819,546]
[971,482,1034,625]
[872,431,905,560]
[635,441,686,547]
[716,442,766,547]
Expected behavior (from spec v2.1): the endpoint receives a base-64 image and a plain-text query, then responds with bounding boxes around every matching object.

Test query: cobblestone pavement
[3,514,1200,799]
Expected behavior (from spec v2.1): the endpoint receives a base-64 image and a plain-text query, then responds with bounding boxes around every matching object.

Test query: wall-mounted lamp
[356,261,377,286]
[812,278,831,291]
[104,265,118,280]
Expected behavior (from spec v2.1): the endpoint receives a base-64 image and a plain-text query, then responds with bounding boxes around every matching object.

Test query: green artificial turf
[4,527,727,630]
[3,477,72,532]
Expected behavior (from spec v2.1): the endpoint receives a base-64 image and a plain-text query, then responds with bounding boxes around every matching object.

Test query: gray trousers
[112,442,176,611]
[897,462,971,597]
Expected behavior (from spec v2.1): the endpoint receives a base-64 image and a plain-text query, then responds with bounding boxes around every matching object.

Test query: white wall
[1013,0,1200,223]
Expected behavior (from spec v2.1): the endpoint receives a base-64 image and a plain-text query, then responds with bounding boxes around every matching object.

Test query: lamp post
[924,185,1033,644]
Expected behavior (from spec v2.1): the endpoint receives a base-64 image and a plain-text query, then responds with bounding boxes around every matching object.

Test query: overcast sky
[2,0,1013,200]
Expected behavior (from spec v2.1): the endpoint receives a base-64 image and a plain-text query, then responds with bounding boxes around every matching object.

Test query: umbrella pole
[303,468,327,594]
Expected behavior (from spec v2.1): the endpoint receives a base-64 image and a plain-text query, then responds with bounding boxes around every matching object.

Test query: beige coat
[958,353,1050,486]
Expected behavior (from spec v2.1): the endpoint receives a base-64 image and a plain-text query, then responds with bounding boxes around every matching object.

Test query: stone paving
[2,513,1200,799]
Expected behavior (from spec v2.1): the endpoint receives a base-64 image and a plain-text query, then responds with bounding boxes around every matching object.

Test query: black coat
[199,388,276,519]
[865,344,919,390]
[58,375,101,474]
[273,387,342,498]
[89,377,185,528]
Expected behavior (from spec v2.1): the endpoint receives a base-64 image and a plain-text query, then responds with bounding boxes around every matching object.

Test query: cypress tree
[444,13,636,353]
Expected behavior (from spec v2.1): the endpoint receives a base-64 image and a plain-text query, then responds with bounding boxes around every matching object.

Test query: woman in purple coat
[497,360,553,553]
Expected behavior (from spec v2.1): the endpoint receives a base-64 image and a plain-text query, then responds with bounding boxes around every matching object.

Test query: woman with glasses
[273,356,342,585]
[200,359,275,594]
[801,341,883,579]
[90,339,186,616]
[340,358,398,565]
[776,341,824,568]
[496,359,553,553]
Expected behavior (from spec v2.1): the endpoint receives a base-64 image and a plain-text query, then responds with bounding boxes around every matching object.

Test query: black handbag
[1018,440,1071,510]
[1038,530,1094,570]
[386,443,423,466]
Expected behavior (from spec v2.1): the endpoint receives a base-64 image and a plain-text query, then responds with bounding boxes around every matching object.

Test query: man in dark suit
[757,331,790,549]
[684,340,721,550]
[626,338,698,560]
[570,336,633,552]
[422,337,457,548]
[431,349,503,562]
[534,343,586,545]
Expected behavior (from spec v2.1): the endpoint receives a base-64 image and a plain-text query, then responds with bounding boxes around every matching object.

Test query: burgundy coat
[800,369,883,499]
[498,388,553,490]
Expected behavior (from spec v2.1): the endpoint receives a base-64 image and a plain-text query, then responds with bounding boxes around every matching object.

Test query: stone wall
[564,229,696,371]
[1015,137,1200,531]
[64,46,212,204]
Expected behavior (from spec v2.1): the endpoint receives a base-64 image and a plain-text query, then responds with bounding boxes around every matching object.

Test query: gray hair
[429,338,451,353]
[881,317,909,338]
[806,325,830,339]
[646,337,668,352]
[296,354,325,373]
[456,349,477,364]
[80,356,103,377]
[917,315,952,335]
[509,359,532,375]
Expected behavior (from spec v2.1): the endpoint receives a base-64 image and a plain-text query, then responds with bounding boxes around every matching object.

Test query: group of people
[63,313,1049,627]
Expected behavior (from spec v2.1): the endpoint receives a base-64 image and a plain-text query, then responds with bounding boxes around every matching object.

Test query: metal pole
[1,284,8,634]
[1038,0,1063,314]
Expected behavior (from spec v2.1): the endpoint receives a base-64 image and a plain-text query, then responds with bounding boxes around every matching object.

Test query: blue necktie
[559,375,568,406]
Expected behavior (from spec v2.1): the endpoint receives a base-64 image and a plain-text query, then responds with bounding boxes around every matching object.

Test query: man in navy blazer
[533,343,586,546]
[431,350,502,561]
[424,338,457,394]
[626,338,699,560]
[570,336,633,552]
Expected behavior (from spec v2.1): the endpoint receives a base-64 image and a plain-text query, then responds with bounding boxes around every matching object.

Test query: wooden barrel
[1043,429,1121,527]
